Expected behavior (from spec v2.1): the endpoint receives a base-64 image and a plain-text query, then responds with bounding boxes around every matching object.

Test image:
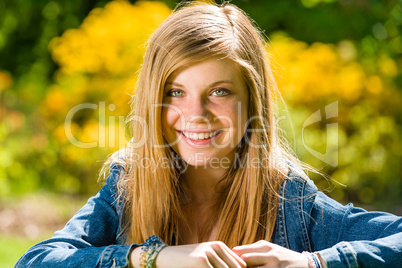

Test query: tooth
[182,131,220,140]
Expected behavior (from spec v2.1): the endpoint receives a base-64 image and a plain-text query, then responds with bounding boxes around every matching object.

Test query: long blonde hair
[102,2,303,247]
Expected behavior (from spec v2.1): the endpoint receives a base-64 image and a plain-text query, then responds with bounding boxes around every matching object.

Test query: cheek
[229,99,248,131]
[233,100,249,142]
[162,107,181,135]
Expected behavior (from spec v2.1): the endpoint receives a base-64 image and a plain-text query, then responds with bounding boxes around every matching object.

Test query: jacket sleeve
[14,163,141,268]
[279,167,402,267]
[308,186,402,268]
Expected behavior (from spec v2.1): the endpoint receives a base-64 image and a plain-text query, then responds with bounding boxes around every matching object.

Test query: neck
[180,164,229,205]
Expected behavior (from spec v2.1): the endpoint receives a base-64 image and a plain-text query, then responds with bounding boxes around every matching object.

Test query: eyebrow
[165,80,234,88]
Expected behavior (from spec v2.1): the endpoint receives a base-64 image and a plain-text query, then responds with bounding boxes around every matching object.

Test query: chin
[177,150,233,169]
[178,152,209,166]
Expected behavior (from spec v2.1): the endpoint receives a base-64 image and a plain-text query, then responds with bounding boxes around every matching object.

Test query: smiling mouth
[179,130,221,141]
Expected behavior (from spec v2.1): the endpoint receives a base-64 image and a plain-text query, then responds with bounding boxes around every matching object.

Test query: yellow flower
[50,1,171,75]
[269,33,371,103]
[44,1,171,152]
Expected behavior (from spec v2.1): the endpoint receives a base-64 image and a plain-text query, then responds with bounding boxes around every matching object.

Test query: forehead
[166,58,244,85]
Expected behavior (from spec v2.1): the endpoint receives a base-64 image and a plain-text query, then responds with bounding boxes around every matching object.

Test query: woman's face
[162,58,249,167]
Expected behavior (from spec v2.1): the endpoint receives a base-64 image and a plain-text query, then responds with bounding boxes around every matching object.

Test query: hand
[131,241,247,268]
[232,240,309,268]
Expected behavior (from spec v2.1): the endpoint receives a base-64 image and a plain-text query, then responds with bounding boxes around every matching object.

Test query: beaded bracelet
[313,253,323,268]
[302,251,321,268]
[140,235,167,268]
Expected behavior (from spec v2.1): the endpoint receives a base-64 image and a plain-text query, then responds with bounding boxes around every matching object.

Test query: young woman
[16,2,401,268]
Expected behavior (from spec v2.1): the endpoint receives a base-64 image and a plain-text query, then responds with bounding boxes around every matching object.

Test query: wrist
[154,245,171,268]
[302,251,322,268]
[130,247,143,268]
[315,252,327,268]
[138,235,167,268]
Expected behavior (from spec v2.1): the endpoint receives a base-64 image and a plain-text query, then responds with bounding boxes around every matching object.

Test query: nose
[185,95,212,125]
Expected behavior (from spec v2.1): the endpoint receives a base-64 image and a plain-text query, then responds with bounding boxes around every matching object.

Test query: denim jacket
[15,163,402,268]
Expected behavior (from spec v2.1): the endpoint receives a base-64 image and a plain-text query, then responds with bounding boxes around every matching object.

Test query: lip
[179,129,219,133]
[177,129,222,147]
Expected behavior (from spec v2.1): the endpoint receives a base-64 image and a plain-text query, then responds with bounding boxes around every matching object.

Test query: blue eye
[167,90,184,97]
[212,88,230,96]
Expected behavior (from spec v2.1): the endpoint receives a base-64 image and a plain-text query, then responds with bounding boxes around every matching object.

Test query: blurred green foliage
[0,234,50,268]
[0,0,401,213]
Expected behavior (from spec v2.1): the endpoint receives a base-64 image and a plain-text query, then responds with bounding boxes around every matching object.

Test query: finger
[221,243,247,267]
[205,248,229,268]
[213,244,247,268]
[239,252,276,267]
[232,242,273,255]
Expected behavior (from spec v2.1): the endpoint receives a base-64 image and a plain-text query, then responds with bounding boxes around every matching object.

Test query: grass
[0,192,91,268]
[0,234,52,268]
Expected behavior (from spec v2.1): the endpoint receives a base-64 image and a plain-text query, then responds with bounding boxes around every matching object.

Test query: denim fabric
[15,163,402,267]
[272,169,402,267]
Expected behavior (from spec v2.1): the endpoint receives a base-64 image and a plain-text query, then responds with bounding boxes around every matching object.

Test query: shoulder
[278,162,353,227]
[279,163,318,218]
[106,149,132,186]
[280,163,318,202]
[279,163,348,219]
[275,163,350,251]
[274,163,319,250]
[103,149,136,219]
